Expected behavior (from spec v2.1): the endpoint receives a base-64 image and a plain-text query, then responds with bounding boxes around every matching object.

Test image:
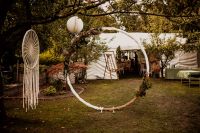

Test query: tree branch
[24,0,109,25]
[78,11,200,18]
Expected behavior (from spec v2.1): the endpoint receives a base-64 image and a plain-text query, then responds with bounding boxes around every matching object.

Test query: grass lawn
[1,78,200,133]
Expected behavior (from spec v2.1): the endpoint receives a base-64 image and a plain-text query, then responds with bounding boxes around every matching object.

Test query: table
[177,70,200,79]
[177,70,200,87]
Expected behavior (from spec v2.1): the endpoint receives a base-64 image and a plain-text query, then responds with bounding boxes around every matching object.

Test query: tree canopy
[1,0,199,54]
[0,0,199,76]
[143,33,180,78]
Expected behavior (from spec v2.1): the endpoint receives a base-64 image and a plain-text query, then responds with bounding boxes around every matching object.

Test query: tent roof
[99,32,187,51]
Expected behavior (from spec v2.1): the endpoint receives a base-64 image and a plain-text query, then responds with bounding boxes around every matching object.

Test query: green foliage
[116,0,200,45]
[35,14,110,66]
[71,36,108,64]
[43,86,57,96]
[33,19,71,52]
[144,33,180,77]
[31,0,69,19]
[116,46,122,62]
[144,33,180,60]
[181,43,200,52]
[51,79,63,91]
[40,49,64,65]
[136,77,152,97]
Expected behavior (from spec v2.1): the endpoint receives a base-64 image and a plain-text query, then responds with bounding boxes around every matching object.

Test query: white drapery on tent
[169,51,198,69]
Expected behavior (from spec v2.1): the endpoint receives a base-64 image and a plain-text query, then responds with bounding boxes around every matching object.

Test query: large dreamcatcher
[22,29,40,111]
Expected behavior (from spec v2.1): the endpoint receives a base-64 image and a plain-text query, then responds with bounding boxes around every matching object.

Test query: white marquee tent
[86,32,197,79]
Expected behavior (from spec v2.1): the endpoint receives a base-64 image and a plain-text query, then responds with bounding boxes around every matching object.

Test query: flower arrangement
[136,76,152,97]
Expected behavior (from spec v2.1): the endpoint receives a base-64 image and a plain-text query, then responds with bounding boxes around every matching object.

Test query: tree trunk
[0,63,7,122]
[0,0,32,122]
[160,60,165,78]
[161,67,164,78]
[64,55,71,91]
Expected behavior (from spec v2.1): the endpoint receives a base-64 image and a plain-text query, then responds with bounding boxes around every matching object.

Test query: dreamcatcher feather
[22,29,40,111]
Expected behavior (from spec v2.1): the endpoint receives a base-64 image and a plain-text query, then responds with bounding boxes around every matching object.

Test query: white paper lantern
[66,16,83,33]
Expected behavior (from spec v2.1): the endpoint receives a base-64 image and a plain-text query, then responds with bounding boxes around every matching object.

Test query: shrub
[52,79,64,91]
[43,86,57,96]
[136,77,152,97]
[40,50,63,65]
[52,79,63,91]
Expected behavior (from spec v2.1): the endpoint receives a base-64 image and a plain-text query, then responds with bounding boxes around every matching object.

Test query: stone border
[3,87,85,100]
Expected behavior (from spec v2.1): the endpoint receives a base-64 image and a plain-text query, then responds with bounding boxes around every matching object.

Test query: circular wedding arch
[67,27,150,112]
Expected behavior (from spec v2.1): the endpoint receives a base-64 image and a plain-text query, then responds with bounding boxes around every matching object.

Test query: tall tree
[0,0,111,120]
[144,34,180,78]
